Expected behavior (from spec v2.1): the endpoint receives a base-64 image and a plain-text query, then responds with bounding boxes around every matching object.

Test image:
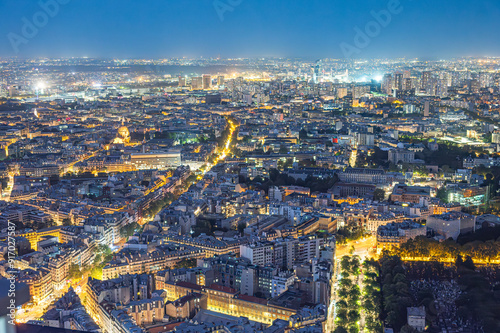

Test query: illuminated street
[336,236,377,261]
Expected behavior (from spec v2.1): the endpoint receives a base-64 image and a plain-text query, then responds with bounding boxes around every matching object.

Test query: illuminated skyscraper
[421,71,431,92]
[394,73,403,91]
[336,87,348,99]
[178,76,186,87]
[313,61,322,83]
[202,74,212,89]
[479,72,492,88]
[191,76,203,90]
[353,85,370,98]
[382,74,393,95]
[217,75,225,86]
[342,93,353,112]
[468,79,480,93]
[403,78,412,90]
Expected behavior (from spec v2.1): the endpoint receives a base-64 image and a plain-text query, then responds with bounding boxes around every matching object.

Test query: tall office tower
[429,77,439,96]
[353,85,370,98]
[443,71,453,87]
[313,61,322,83]
[403,70,411,79]
[403,104,416,114]
[424,101,430,117]
[468,79,480,94]
[403,78,412,90]
[178,76,186,87]
[436,80,448,97]
[191,76,203,90]
[421,71,431,91]
[382,74,393,95]
[394,73,404,91]
[202,74,212,89]
[336,87,348,99]
[217,75,225,86]
[9,86,18,97]
[479,72,492,88]
[403,78,413,90]
[342,93,353,112]
[492,131,500,144]
[451,71,462,86]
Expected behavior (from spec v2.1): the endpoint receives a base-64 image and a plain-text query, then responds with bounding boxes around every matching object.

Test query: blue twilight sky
[0,0,499,59]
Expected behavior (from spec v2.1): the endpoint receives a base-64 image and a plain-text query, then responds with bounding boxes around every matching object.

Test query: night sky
[0,0,499,59]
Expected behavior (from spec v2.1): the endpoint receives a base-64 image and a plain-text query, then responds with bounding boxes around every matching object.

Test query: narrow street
[336,236,377,261]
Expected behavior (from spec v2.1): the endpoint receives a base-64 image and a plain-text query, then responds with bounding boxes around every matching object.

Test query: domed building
[114,126,130,144]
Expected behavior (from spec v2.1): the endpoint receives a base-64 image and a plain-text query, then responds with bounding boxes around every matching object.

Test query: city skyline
[2,2,500,333]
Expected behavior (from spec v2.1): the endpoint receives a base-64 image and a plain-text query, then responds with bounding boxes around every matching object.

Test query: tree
[96,244,113,262]
[483,132,492,143]
[337,255,362,332]
[463,256,476,271]
[81,264,92,275]
[436,187,449,203]
[237,221,246,235]
[120,222,139,238]
[400,325,419,333]
[174,258,197,269]
[185,174,198,185]
[90,265,103,280]
[0,177,8,189]
[379,255,411,331]
[93,253,102,265]
[62,218,72,226]
[455,254,464,268]
[334,325,349,333]
[363,260,382,333]
[68,263,81,280]
[373,189,385,202]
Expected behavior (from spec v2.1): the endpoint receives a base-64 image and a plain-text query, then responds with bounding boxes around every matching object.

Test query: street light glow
[36,81,46,90]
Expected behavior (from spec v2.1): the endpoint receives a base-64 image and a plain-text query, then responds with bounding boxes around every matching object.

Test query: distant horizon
[2,55,500,61]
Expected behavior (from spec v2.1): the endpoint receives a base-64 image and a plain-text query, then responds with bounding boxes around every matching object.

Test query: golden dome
[118,126,130,139]
[114,126,130,144]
